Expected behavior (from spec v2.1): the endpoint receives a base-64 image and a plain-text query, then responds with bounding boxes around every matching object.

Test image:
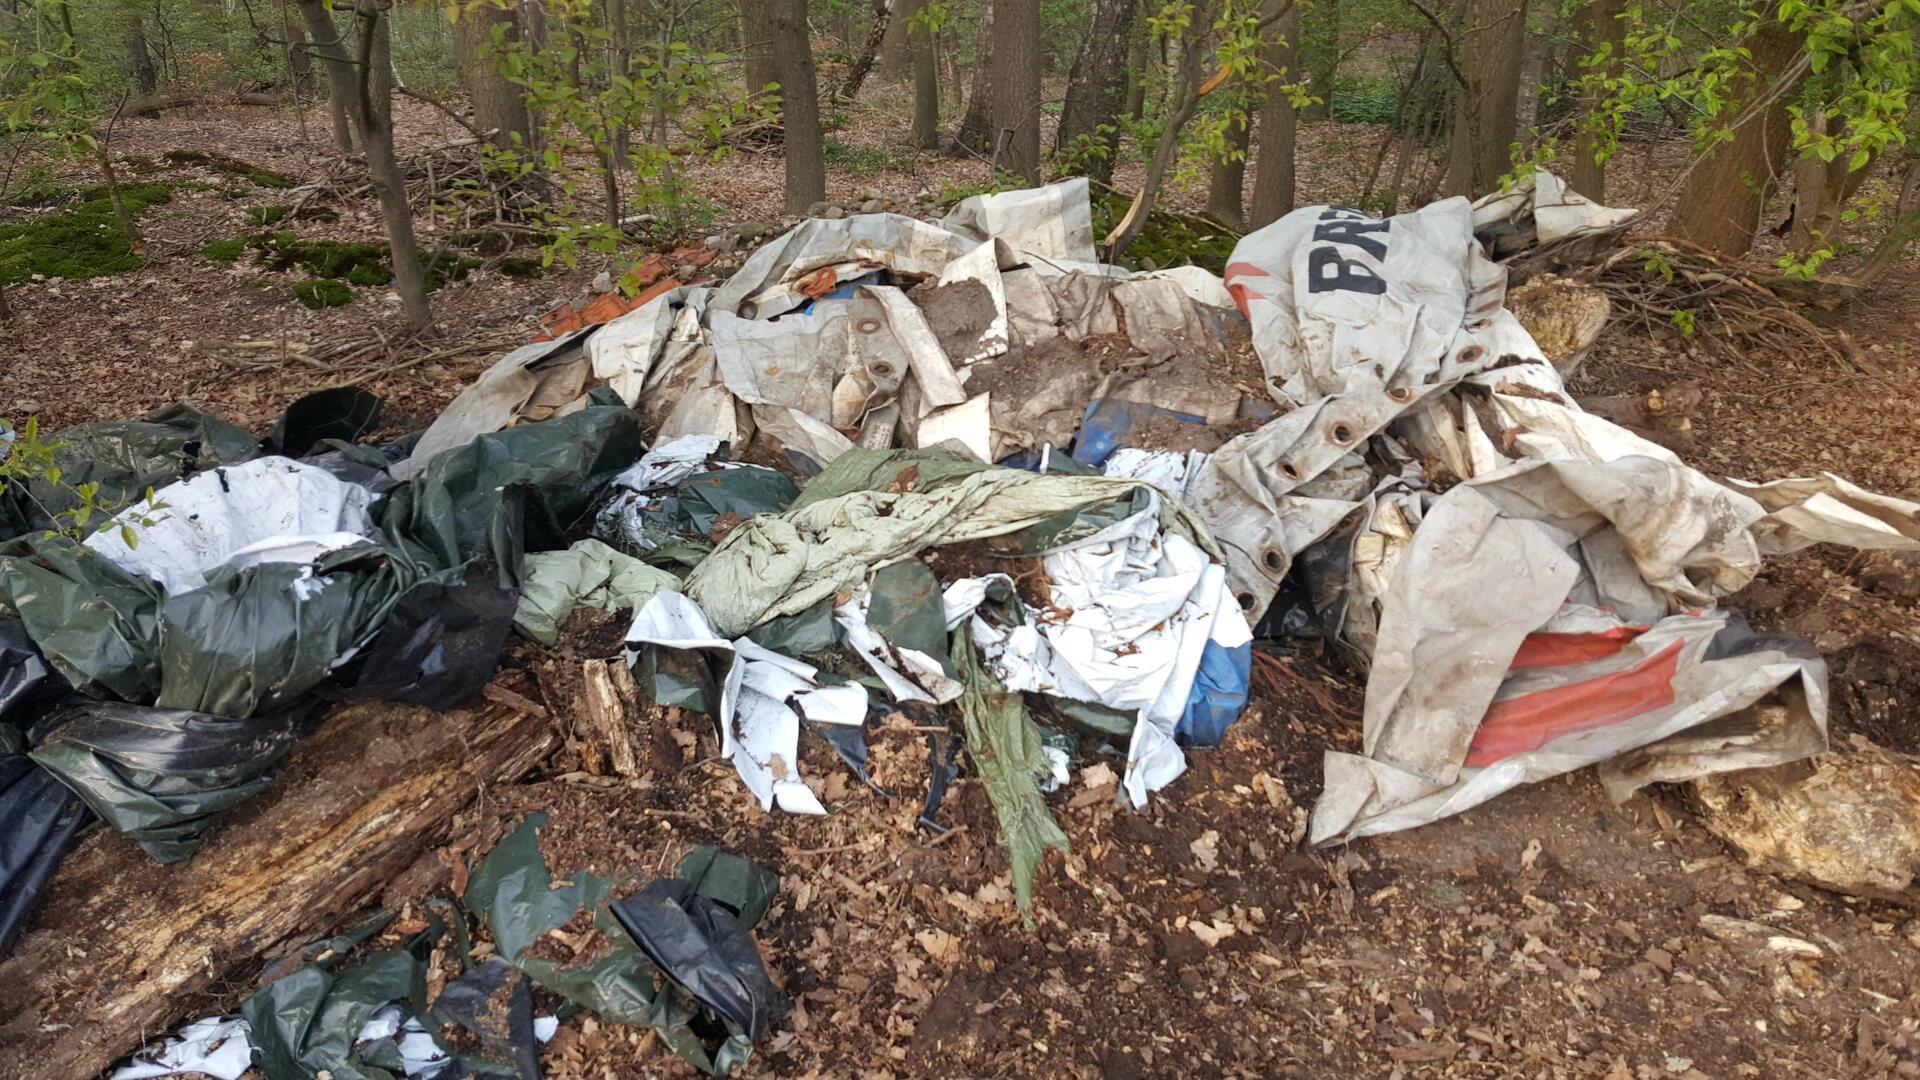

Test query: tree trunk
[1300,0,1338,122]
[839,0,893,100]
[1444,0,1529,197]
[1669,18,1804,258]
[1125,17,1149,120]
[453,1,531,154]
[1056,0,1135,183]
[880,0,913,82]
[742,1,779,109]
[351,0,432,331]
[1787,111,1873,255]
[991,0,1041,182]
[283,1,313,88]
[1249,2,1301,228]
[0,699,556,1080]
[1515,6,1548,134]
[951,2,995,156]
[1206,110,1252,226]
[771,0,826,212]
[1856,156,1920,282]
[294,0,356,152]
[127,20,158,96]
[908,0,941,149]
[1570,0,1623,199]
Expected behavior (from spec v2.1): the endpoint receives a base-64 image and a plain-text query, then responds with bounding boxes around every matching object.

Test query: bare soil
[11,94,1920,1080]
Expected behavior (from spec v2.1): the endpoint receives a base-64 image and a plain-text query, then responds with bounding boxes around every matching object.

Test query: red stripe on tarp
[1222,262,1274,320]
[1464,639,1685,767]
[1507,625,1649,670]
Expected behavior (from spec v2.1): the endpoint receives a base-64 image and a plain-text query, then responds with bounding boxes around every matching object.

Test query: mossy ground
[0,183,180,285]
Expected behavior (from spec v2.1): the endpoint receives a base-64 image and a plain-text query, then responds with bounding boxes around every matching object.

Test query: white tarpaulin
[1204,174,1920,843]
[83,457,376,595]
[625,591,866,815]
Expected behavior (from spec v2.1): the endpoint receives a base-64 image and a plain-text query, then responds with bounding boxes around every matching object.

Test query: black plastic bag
[0,755,89,954]
[267,388,382,460]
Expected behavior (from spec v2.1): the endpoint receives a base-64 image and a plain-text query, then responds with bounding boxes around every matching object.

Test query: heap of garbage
[6,174,1920,1078]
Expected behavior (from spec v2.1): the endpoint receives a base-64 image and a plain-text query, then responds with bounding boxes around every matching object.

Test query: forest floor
[8,93,1920,1080]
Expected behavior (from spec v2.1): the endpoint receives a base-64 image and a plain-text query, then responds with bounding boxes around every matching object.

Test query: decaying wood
[0,697,557,1079]
[581,657,645,778]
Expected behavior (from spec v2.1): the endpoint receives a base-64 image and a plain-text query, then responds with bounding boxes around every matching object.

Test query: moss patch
[163,149,298,189]
[294,278,353,309]
[0,183,181,285]
[202,237,246,263]
[251,233,486,292]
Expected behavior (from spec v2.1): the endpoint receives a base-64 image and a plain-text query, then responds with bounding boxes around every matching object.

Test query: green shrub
[1328,77,1401,126]
[294,278,353,309]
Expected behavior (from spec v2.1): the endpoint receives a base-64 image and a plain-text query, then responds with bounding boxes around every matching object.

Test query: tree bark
[991,0,1042,182]
[1669,18,1804,258]
[1300,0,1338,122]
[951,1,996,156]
[454,1,531,154]
[742,1,778,110]
[771,0,826,212]
[1056,0,1135,183]
[1249,2,1301,228]
[1444,0,1529,197]
[127,19,158,96]
[839,0,893,100]
[1570,0,1623,199]
[1125,16,1149,120]
[880,0,913,82]
[294,0,356,152]
[351,0,432,331]
[1206,110,1252,226]
[0,699,556,1080]
[908,0,941,149]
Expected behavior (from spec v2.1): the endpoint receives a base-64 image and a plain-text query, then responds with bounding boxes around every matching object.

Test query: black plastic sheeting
[0,622,89,954]
[609,855,787,1044]
[28,699,319,863]
[432,959,541,1080]
[266,388,383,460]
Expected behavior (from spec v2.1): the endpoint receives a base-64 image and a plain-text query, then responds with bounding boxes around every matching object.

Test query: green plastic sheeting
[0,405,259,542]
[683,448,1217,637]
[244,948,424,1080]
[513,539,680,645]
[598,463,800,570]
[951,631,1068,910]
[461,814,782,1077]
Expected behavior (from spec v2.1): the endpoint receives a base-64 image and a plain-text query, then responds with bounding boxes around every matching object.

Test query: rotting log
[581,658,645,778]
[0,697,557,1078]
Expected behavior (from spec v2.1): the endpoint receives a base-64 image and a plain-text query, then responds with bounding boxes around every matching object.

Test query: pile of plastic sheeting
[115,817,782,1079]
[1180,172,1920,843]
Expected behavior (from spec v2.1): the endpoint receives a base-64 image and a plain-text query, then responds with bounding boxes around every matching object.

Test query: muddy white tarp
[1200,174,1920,843]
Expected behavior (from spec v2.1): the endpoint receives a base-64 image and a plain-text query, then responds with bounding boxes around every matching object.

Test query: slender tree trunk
[127,20,158,96]
[1856,156,1920,282]
[1056,0,1135,183]
[1125,16,1149,120]
[295,0,356,152]
[350,0,431,330]
[1570,0,1623,198]
[1249,2,1301,227]
[771,0,826,212]
[991,0,1041,182]
[1669,18,1804,258]
[608,0,631,166]
[453,1,531,154]
[1444,0,1529,197]
[1206,110,1252,226]
[1515,5,1550,135]
[907,0,941,149]
[951,1,995,156]
[839,0,892,99]
[1300,0,1338,122]
[742,2,778,107]
[1788,111,1872,254]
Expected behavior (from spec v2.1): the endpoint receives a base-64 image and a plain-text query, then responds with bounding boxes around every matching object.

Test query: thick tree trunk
[1300,0,1338,122]
[771,0,826,212]
[294,0,356,152]
[1571,0,1624,199]
[1249,2,1301,228]
[1056,0,1135,183]
[1444,0,1529,197]
[1206,111,1252,226]
[0,699,556,1079]
[741,2,779,108]
[127,20,158,96]
[351,0,432,331]
[454,1,531,154]
[991,0,1042,182]
[951,2,996,156]
[908,0,941,149]
[839,0,893,99]
[879,0,913,82]
[1670,19,1804,258]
